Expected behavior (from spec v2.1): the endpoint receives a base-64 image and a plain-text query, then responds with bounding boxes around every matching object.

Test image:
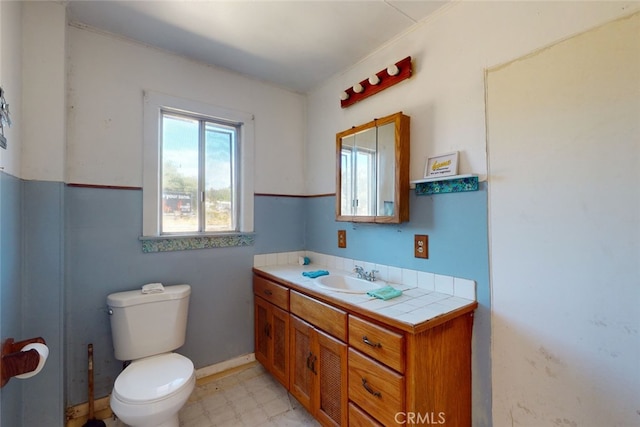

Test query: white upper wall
[305,1,640,195]
[487,13,639,425]
[67,24,306,193]
[21,1,66,182]
[0,1,23,177]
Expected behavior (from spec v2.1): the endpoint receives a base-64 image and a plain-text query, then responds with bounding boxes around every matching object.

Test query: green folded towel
[302,270,329,279]
[367,285,403,300]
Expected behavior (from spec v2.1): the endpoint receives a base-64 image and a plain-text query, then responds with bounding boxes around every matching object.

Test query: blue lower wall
[0,177,66,426]
[306,186,492,426]
[0,172,24,427]
[2,180,490,426]
[65,188,306,404]
[22,181,65,425]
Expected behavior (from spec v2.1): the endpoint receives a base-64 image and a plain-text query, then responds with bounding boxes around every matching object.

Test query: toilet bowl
[110,353,195,427]
[107,284,193,427]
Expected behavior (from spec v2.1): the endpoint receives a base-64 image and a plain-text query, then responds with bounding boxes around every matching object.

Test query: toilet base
[110,372,194,427]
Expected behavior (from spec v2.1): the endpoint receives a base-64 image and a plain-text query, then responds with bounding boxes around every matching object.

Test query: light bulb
[368,75,380,85]
[353,83,364,93]
[340,91,349,101]
[387,64,399,76]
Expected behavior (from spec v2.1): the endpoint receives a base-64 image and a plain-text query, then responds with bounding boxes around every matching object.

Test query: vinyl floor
[104,362,320,427]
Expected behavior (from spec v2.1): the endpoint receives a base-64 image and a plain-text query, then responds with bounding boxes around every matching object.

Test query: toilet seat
[113,353,194,405]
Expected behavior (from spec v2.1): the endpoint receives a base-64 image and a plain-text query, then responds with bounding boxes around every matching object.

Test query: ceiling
[66,1,449,93]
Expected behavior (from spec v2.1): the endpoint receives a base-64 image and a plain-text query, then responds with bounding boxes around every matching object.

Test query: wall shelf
[411,174,479,195]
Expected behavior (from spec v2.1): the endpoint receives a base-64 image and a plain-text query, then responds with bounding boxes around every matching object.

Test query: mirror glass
[340,127,377,216]
[376,121,395,216]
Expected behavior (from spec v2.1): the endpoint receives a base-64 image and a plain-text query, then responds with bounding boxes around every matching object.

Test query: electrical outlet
[414,235,428,259]
[338,230,347,248]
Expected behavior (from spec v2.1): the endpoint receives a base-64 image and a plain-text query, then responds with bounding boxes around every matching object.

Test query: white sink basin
[314,274,381,294]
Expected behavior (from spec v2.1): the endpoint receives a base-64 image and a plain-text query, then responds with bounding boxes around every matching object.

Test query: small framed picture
[424,151,459,179]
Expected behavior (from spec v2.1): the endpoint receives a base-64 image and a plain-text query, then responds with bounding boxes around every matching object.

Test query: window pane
[354,149,375,216]
[161,113,199,233]
[205,122,236,231]
[341,149,353,215]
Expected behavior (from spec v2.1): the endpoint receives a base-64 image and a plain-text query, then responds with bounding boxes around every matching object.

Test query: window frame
[143,91,254,238]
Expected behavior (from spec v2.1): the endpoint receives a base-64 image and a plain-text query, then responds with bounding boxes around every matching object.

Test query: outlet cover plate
[338,230,347,248]
[414,234,428,259]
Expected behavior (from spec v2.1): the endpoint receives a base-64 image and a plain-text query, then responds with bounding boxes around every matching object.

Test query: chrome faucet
[353,265,379,282]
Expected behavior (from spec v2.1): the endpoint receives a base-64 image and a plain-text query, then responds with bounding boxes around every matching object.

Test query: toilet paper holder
[1,336,46,387]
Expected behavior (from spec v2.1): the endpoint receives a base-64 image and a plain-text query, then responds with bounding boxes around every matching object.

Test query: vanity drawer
[348,402,383,427]
[253,275,289,310]
[290,290,347,341]
[349,315,405,373]
[348,348,404,427]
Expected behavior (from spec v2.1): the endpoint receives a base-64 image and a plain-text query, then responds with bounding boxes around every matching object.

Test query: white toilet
[107,284,195,427]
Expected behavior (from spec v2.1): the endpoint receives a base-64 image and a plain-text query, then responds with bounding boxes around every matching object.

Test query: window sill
[140,233,255,253]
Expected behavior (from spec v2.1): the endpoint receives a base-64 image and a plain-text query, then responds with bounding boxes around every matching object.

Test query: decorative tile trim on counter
[414,175,479,195]
[141,233,255,253]
[254,250,476,301]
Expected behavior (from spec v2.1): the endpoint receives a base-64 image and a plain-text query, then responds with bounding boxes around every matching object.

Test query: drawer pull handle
[264,323,271,338]
[306,352,317,375]
[361,378,381,398]
[263,289,273,296]
[362,336,382,348]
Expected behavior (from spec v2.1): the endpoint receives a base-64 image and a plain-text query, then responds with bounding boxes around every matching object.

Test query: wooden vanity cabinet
[253,272,476,427]
[253,276,290,388]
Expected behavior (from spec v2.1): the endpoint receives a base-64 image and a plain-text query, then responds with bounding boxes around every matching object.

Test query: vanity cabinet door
[255,296,269,365]
[270,304,290,387]
[289,315,314,412]
[316,329,348,427]
[254,296,289,388]
[290,315,348,426]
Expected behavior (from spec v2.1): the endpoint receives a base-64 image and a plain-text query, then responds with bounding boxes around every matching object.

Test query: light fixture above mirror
[340,57,413,108]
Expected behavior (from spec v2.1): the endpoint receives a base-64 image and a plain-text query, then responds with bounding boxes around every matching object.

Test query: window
[161,111,239,233]
[143,92,254,239]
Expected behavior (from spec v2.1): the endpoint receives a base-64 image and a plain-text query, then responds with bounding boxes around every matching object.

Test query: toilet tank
[107,284,191,361]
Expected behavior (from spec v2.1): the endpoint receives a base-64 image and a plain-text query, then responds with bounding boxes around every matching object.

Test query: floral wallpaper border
[141,233,255,253]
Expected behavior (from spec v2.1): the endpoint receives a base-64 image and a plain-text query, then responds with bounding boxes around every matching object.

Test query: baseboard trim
[195,353,256,379]
[65,395,112,427]
[65,353,257,426]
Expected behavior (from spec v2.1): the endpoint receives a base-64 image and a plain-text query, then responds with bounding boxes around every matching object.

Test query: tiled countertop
[253,263,477,332]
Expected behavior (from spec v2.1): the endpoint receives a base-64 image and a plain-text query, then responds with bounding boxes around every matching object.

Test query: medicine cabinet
[336,112,410,223]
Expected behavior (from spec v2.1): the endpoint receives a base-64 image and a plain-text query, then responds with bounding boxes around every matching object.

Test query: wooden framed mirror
[336,112,410,223]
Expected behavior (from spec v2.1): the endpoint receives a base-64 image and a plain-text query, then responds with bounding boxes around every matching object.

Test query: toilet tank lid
[107,284,191,308]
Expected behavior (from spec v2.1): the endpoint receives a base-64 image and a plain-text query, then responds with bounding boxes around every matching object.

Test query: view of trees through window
[161,112,237,233]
